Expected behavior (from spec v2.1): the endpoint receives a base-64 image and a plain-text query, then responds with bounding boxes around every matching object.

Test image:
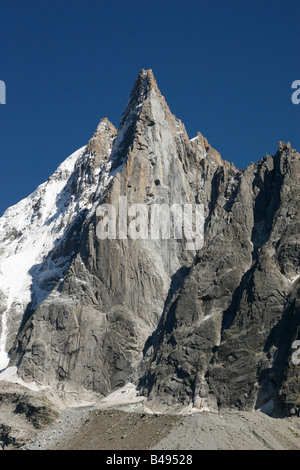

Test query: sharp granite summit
[0,70,299,426]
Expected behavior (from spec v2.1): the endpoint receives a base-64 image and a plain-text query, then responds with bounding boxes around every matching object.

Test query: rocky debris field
[1,381,299,451]
[27,408,181,450]
[0,381,59,449]
[24,407,300,451]
[154,409,300,451]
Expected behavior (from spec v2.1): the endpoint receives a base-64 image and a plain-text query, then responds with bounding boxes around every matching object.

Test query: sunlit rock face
[0,70,299,416]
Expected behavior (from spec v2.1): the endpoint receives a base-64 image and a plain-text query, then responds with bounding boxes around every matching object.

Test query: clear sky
[0,0,299,216]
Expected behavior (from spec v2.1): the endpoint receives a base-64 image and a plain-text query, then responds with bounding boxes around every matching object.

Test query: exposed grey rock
[9,69,203,401]
[0,70,299,417]
[140,141,300,416]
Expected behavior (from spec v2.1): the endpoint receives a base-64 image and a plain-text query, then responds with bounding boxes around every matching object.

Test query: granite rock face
[140,141,300,416]
[1,70,299,416]
[8,69,205,402]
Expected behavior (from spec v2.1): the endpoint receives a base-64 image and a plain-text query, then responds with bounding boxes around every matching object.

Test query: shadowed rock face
[4,70,300,416]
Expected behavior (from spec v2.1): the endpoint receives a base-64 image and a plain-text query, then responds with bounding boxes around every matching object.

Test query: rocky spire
[87,117,117,158]
[3,69,299,419]
[109,69,189,172]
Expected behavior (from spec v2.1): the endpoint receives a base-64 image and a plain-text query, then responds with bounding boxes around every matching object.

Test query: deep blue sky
[0,0,299,216]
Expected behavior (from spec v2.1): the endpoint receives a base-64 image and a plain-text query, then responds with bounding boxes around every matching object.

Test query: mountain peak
[87,117,117,157]
[138,68,154,78]
[278,140,291,152]
[1,70,300,424]
[122,68,160,119]
[109,69,167,170]
[136,68,159,93]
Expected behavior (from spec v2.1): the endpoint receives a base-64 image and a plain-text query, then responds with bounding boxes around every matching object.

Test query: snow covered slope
[0,118,117,370]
